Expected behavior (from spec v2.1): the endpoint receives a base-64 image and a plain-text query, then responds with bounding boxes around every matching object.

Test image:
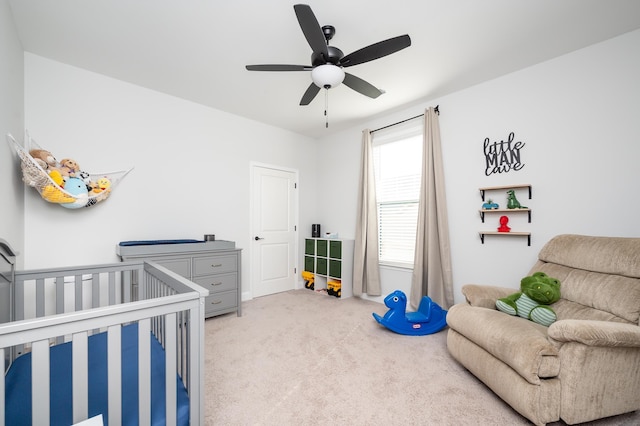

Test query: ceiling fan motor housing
[311,45,343,67]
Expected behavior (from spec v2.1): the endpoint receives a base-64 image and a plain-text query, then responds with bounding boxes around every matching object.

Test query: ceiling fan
[245,4,411,107]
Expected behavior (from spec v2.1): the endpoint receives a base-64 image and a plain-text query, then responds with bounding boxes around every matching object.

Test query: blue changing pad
[5,323,189,425]
[119,239,202,246]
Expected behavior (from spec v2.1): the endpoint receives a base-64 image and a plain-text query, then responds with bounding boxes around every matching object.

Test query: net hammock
[7,133,133,209]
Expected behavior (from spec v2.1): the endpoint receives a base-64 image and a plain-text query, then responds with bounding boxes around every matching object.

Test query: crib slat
[92,273,100,308]
[139,318,151,425]
[107,325,122,426]
[36,278,45,317]
[165,313,177,426]
[109,271,116,305]
[14,279,25,355]
[75,275,83,311]
[56,276,64,314]
[72,332,89,423]
[32,339,50,425]
[0,348,4,426]
[55,277,66,345]
[189,307,204,425]
[15,278,24,321]
[122,270,132,303]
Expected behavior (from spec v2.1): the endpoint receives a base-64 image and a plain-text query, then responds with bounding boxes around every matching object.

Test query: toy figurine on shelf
[482,199,499,210]
[506,189,527,209]
[498,215,511,232]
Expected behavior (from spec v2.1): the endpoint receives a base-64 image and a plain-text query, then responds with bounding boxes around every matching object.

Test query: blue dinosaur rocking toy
[372,290,448,336]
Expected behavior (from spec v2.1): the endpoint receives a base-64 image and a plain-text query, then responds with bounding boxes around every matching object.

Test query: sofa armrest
[548,319,640,348]
[461,284,517,309]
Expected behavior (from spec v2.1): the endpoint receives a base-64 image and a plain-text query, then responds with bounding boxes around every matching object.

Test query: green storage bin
[329,259,341,278]
[317,239,328,257]
[316,257,328,275]
[305,239,315,255]
[304,256,314,273]
[329,240,342,259]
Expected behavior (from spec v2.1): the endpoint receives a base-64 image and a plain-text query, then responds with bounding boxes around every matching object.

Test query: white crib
[0,239,207,425]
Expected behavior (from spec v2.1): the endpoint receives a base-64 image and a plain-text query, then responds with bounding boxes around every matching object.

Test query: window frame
[371,119,423,269]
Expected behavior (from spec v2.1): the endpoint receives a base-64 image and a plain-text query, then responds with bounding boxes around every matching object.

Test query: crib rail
[0,261,208,426]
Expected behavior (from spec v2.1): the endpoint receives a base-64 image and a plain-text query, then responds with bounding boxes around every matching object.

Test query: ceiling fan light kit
[245,4,411,126]
[311,64,345,89]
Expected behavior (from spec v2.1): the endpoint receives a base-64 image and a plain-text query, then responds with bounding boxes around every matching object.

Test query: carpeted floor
[203,289,640,425]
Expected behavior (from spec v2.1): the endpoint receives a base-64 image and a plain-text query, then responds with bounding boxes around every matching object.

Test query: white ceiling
[8,0,640,139]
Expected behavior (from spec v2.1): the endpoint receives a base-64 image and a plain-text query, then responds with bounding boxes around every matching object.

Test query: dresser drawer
[193,255,237,277]
[155,258,190,278]
[193,273,237,293]
[205,291,237,314]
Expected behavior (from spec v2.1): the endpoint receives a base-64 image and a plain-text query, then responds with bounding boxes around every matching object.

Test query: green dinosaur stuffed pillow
[495,272,561,326]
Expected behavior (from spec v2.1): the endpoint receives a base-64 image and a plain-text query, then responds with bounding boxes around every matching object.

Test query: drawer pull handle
[211,263,222,268]
[211,300,222,305]
[212,282,222,286]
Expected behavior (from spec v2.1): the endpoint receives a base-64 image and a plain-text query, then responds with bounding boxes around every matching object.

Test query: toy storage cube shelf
[304,238,354,298]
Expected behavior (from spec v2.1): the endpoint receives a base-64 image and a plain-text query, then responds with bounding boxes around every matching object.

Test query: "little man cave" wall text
[483,131,525,176]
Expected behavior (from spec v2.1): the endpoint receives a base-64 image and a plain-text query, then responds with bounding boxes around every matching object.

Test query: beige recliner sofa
[446,234,640,425]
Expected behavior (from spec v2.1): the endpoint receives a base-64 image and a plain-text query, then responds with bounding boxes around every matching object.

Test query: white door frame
[249,162,299,300]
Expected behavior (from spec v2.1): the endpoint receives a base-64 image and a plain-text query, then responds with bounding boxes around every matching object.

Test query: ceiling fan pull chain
[324,87,329,128]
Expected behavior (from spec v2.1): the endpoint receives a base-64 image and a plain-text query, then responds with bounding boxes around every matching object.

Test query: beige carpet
[203,289,640,425]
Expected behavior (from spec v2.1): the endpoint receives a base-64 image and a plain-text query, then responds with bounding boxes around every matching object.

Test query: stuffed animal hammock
[7,133,133,209]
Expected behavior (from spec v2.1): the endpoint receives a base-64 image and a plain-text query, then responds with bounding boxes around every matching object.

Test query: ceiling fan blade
[294,4,328,59]
[246,64,312,72]
[343,73,383,99]
[340,35,411,68]
[300,83,321,105]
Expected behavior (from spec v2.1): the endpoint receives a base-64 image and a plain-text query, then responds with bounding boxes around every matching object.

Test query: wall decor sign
[483,131,525,176]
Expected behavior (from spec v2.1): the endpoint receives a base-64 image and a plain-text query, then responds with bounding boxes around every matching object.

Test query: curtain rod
[370,105,439,134]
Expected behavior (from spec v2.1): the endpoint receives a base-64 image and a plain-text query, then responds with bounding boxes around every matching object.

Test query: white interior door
[251,164,297,298]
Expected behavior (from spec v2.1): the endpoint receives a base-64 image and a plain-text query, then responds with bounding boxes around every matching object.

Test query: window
[372,119,423,267]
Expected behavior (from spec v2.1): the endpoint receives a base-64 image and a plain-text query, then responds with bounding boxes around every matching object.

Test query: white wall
[18,29,640,306]
[316,29,640,304]
[0,0,25,261]
[23,53,319,300]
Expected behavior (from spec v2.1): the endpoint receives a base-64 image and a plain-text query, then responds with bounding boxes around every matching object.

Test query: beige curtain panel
[410,107,454,309]
[353,129,382,296]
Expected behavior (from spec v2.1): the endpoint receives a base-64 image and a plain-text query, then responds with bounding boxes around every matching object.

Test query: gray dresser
[117,240,242,317]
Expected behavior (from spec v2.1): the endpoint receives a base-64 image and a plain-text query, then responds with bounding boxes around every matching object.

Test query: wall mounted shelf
[479,184,531,201]
[478,184,532,246]
[479,231,531,246]
[479,208,531,223]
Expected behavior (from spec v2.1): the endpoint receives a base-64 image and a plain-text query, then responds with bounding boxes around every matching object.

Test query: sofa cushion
[548,320,640,347]
[530,262,640,324]
[461,284,515,309]
[537,234,640,278]
[447,303,560,385]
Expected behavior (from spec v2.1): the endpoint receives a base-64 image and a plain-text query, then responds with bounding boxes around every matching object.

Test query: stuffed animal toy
[92,177,112,203]
[29,149,58,170]
[59,158,81,177]
[96,177,111,192]
[59,176,89,209]
[77,170,92,188]
[48,169,64,187]
[41,184,76,204]
[495,272,561,326]
[506,189,527,209]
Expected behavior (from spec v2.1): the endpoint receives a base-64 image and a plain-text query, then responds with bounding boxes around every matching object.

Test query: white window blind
[372,119,423,266]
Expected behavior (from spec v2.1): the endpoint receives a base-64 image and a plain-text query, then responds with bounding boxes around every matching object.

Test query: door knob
[254,236,264,241]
